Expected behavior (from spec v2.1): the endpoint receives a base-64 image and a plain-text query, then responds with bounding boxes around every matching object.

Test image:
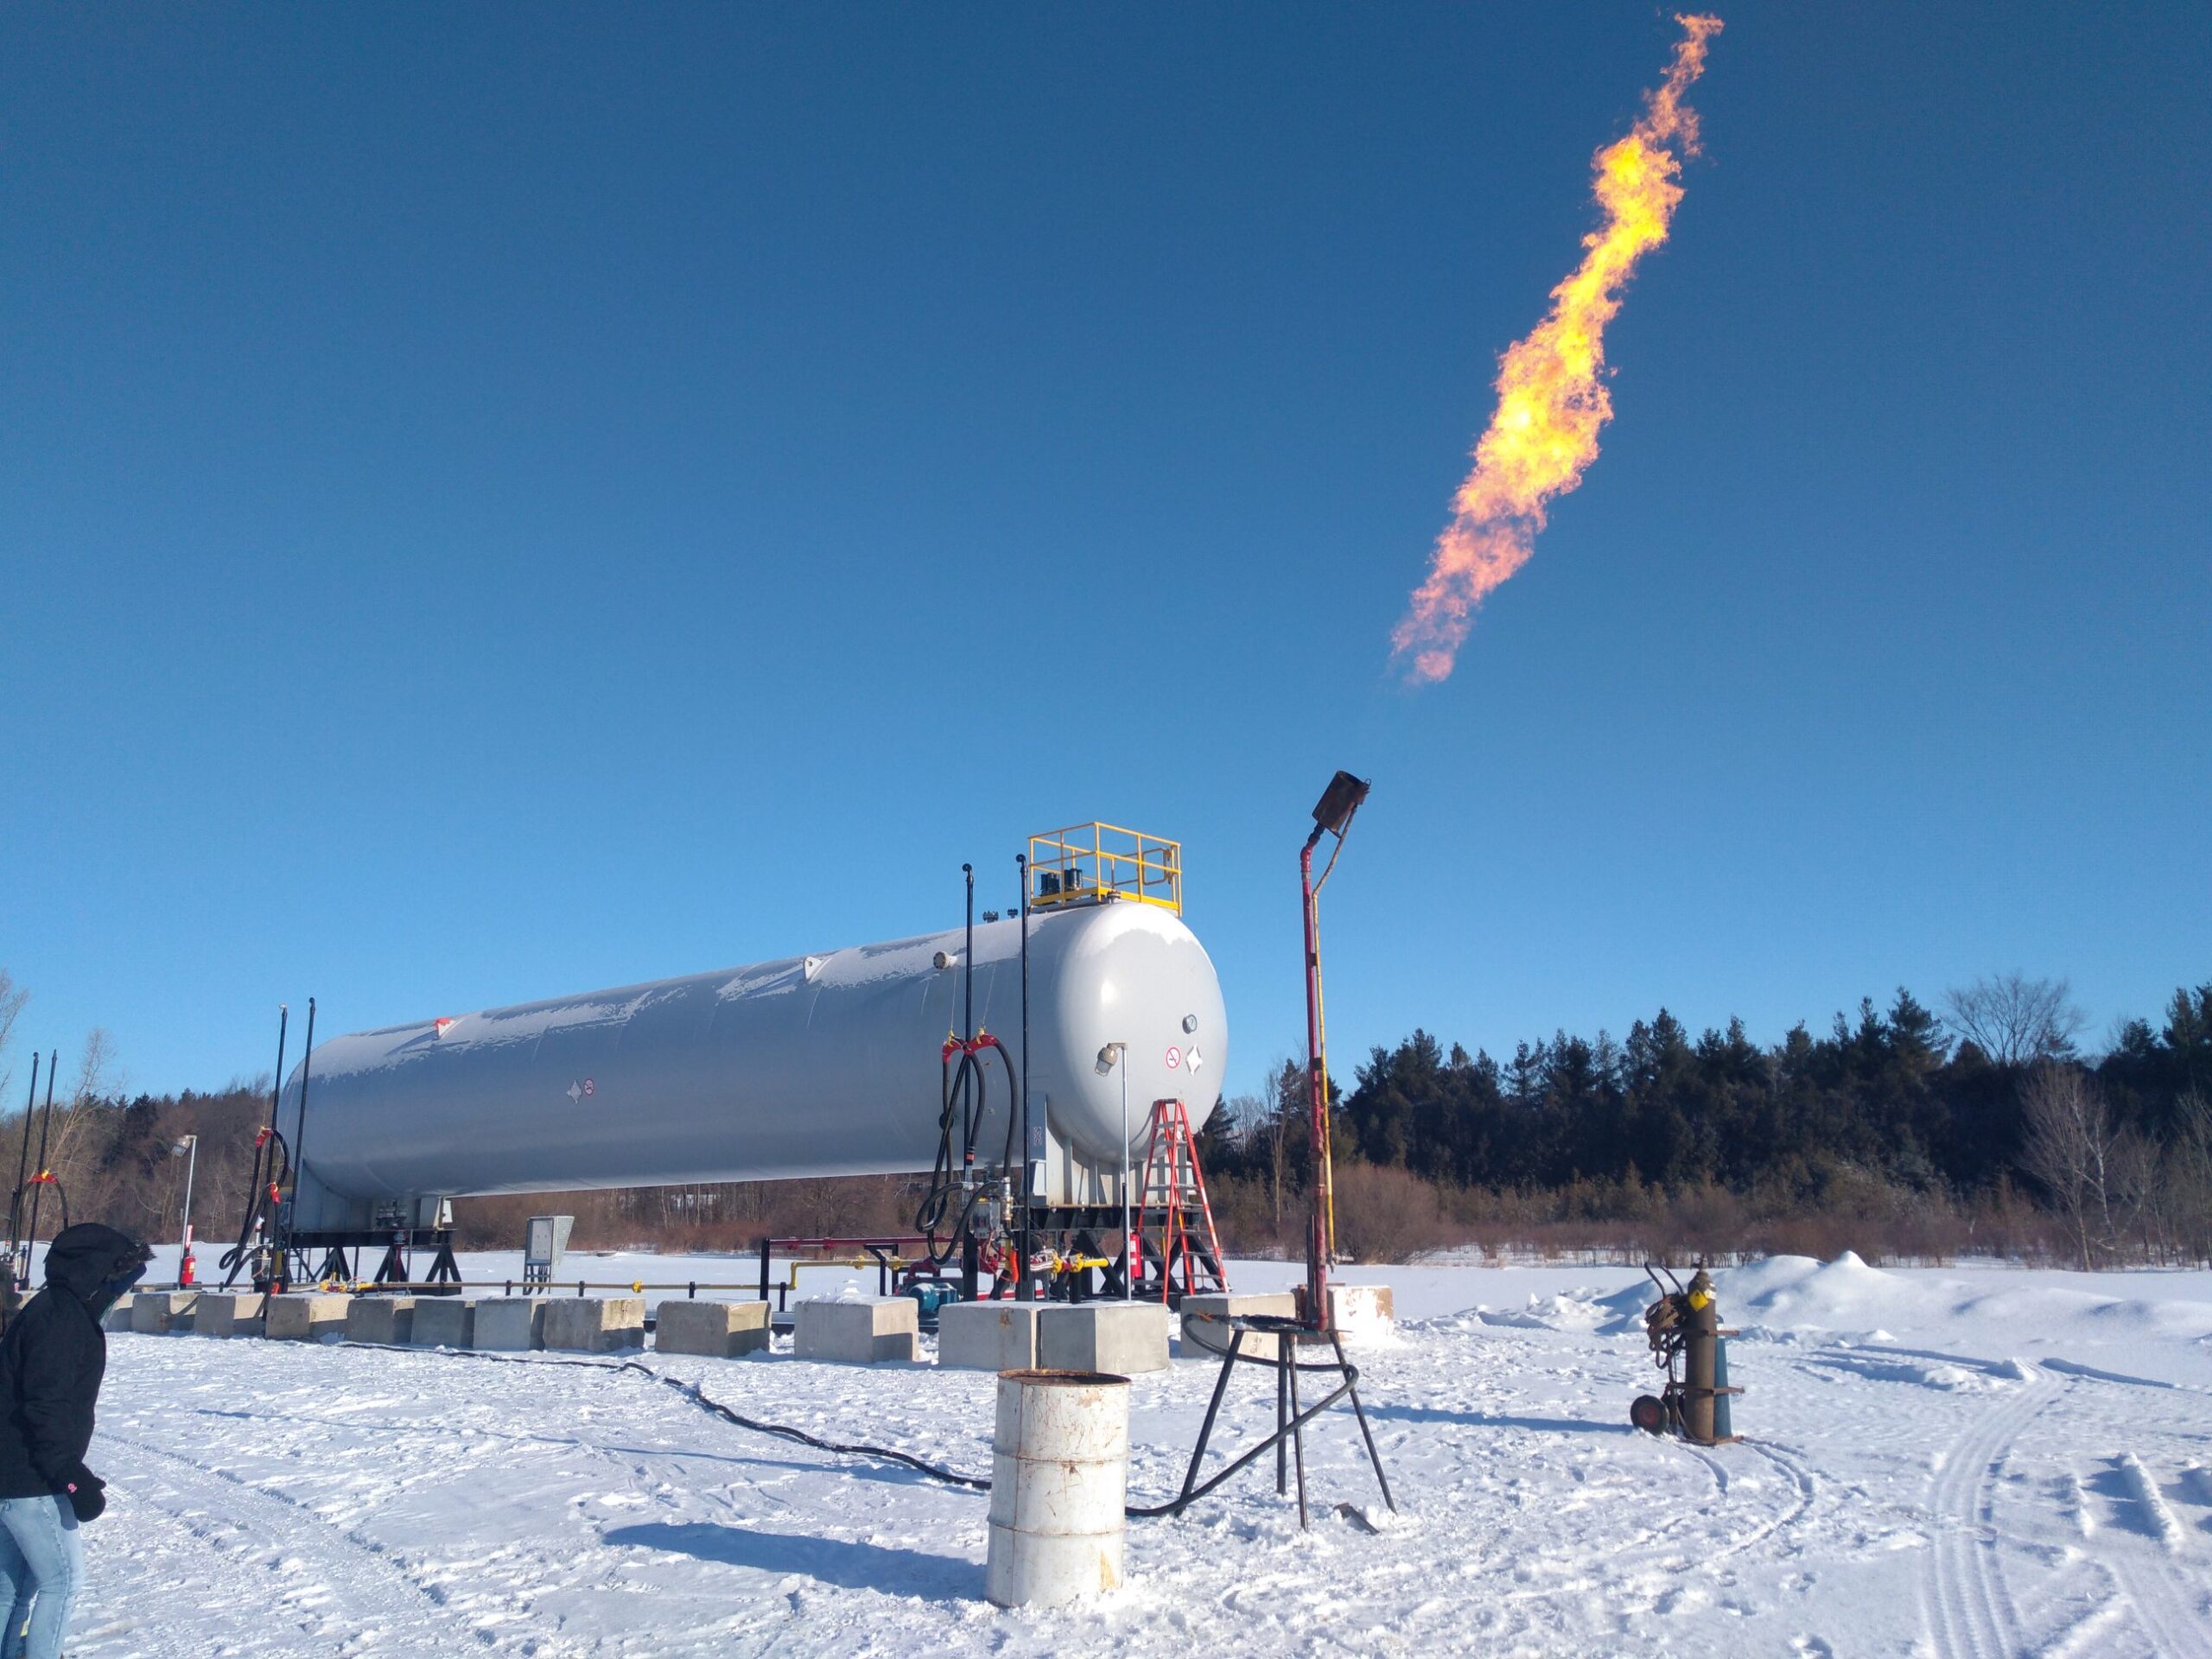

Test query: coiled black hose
[914,1041,1020,1266]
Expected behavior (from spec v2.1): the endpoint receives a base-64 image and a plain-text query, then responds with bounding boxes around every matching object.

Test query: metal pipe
[10,1051,38,1270]
[1016,851,1033,1301]
[956,868,977,1304]
[284,997,316,1268]
[175,1135,199,1283]
[1119,1046,1131,1300]
[1301,834,1328,1328]
[265,1003,289,1149]
[962,864,975,1045]
[1332,1328,1397,1510]
[25,1052,59,1262]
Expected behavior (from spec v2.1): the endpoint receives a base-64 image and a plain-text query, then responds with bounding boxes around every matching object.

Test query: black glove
[65,1475,105,1523]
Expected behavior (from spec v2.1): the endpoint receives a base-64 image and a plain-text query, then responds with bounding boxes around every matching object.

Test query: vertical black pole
[961,864,975,1043]
[10,1052,38,1250]
[25,1053,58,1265]
[265,1004,289,1144]
[283,998,316,1279]
[1016,851,1033,1301]
[9,1052,38,1284]
[268,1003,288,1220]
[261,1004,288,1283]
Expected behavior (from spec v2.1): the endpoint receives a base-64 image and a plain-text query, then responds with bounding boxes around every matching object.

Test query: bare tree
[2018,1065,2122,1269]
[1943,973,2085,1066]
[37,1028,124,1203]
[1240,1058,1307,1236]
[2158,1091,2212,1266]
[0,969,27,1100]
[70,1028,118,1104]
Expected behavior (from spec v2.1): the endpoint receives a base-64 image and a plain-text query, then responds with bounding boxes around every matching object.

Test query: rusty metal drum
[985,1368,1131,1607]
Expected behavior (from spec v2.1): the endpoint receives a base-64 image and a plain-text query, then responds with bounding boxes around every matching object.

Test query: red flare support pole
[1301,830,1330,1332]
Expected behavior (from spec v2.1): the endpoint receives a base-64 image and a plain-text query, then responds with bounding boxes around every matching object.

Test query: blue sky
[4,3,2207,1102]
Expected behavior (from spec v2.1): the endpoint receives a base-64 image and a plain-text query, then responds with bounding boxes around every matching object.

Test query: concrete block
[474,1297,548,1351]
[1037,1301,1171,1376]
[654,1299,771,1358]
[793,1297,918,1364]
[264,1293,350,1342]
[130,1291,200,1335]
[1328,1283,1395,1340]
[100,1294,136,1332]
[542,1296,644,1353]
[1178,1291,1299,1362]
[344,1297,416,1346]
[192,1293,266,1337]
[936,1300,1039,1371]
[409,1296,476,1348]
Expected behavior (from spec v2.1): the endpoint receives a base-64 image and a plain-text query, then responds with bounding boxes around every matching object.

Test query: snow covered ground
[66,1252,2212,1656]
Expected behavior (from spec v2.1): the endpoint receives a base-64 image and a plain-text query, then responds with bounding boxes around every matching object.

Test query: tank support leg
[373,1239,409,1285]
[423,1237,462,1291]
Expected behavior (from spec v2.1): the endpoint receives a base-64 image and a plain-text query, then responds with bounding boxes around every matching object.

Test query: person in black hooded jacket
[0,1223,149,1659]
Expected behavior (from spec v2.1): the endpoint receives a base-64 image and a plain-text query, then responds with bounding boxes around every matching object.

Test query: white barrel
[280,899,1226,1225]
[985,1369,1130,1608]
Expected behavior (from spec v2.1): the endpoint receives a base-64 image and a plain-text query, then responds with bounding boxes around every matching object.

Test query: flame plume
[1393,16,1722,683]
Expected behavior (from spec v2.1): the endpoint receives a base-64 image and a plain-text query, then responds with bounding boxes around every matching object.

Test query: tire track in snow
[99,1431,475,1655]
[2096,1452,2210,1659]
[1481,1434,1808,1618]
[1709,1439,1817,1565]
[1920,1363,2062,1659]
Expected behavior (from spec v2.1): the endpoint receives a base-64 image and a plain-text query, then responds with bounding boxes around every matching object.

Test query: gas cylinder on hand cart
[1631,1265,1741,1446]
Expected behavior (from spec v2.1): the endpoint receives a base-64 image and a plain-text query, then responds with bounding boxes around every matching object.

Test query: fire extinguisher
[179,1226,197,1288]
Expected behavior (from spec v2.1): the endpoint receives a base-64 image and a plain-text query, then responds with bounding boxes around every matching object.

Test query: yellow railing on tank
[1027,823,1182,915]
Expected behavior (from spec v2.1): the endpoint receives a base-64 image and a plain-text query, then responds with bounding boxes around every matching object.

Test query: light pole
[1301,770,1370,1332]
[171,1135,199,1287]
[1096,1042,1131,1300]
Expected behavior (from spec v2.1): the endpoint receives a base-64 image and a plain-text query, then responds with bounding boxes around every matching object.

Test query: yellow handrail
[1027,822,1183,914]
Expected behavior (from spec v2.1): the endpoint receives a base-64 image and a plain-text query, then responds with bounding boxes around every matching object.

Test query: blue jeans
[0,1496,79,1659]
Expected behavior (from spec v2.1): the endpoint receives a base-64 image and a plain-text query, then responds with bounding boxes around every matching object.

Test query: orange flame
[1394,16,1722,683]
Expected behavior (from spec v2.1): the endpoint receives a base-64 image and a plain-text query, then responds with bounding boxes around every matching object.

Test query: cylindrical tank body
[986,1368,1131,1607]
[1683,1270,1720,1445]
[283,900,1225,1213]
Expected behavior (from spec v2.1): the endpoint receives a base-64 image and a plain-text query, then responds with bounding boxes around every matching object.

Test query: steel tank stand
[1173,1313,1394,1529]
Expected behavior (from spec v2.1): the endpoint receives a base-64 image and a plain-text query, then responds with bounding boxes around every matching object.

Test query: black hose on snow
[361,1341,1349,1521]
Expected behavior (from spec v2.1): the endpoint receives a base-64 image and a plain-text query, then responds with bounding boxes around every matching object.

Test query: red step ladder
[1131,1097,1229,1301]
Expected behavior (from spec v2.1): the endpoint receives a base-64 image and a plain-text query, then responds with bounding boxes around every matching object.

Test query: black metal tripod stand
[1154,1313,1395,1529]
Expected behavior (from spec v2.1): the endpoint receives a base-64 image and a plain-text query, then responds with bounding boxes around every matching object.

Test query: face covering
[87,1259,149,1319]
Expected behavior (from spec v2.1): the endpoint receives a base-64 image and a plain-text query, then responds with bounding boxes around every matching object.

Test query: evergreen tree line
[1201,976,2212,1268]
